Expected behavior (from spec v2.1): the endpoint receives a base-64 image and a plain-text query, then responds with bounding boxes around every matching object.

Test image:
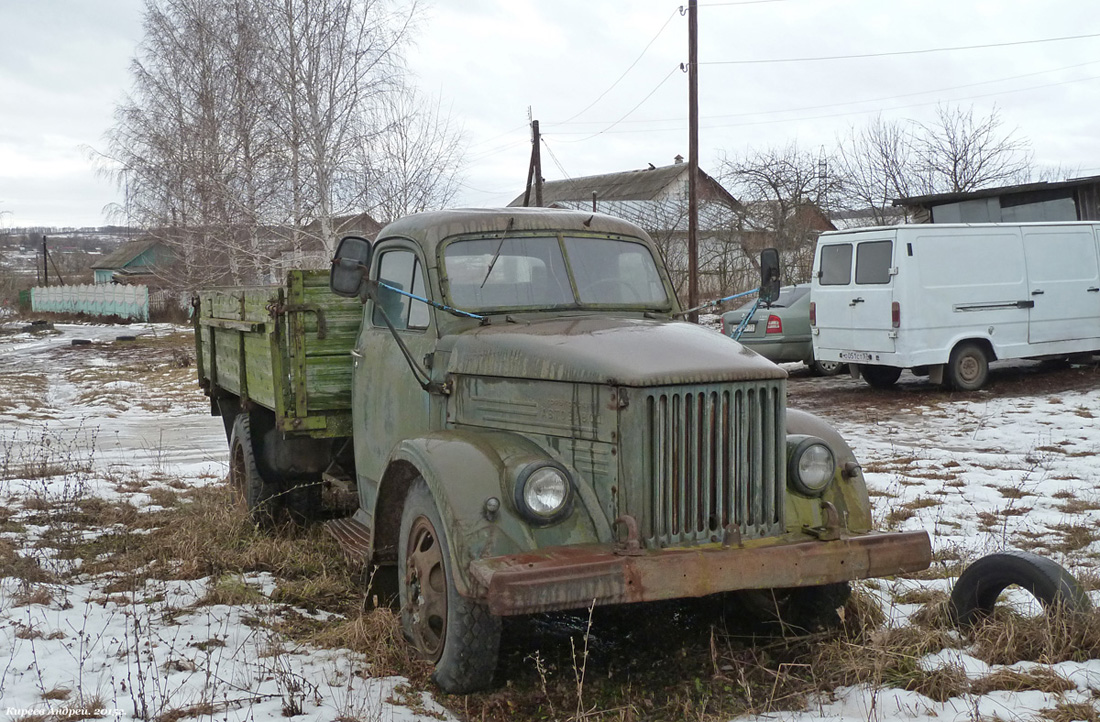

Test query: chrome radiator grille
[639,383,785,546]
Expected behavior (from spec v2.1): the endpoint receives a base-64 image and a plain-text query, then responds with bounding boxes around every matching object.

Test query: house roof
[508,163,741,210]
[893,175,1100,207]
[90,238,164,270]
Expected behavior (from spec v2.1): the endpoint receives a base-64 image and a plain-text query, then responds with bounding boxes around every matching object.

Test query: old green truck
[194,207,931,693]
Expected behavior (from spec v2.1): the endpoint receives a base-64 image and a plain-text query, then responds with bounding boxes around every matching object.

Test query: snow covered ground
[2,322,1099,721]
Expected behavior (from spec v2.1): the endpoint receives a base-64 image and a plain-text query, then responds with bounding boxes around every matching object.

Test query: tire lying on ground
[949,550,1092,626]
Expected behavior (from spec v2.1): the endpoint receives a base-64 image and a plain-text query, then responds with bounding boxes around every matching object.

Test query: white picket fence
[31,284,150,321]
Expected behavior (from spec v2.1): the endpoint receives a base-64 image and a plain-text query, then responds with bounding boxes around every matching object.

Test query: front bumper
[468,530,931,616]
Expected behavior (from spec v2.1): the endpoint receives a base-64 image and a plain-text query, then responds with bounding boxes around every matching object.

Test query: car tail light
[891,301,900,328]
[721,317,727,335]
[809,302,816,327]
[766,315,782,334]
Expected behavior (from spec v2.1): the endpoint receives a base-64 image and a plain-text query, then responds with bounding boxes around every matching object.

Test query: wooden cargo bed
[194,269,362,438]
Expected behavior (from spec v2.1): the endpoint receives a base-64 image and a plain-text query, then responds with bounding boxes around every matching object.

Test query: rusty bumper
[468,530,932,616]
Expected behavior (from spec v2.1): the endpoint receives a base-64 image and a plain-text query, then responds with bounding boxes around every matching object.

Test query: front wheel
[399,478,501,693]
[947,342,989,391]
[861,365,902,389]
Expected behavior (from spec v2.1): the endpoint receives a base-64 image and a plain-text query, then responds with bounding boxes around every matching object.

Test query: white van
[810,222,1100,390]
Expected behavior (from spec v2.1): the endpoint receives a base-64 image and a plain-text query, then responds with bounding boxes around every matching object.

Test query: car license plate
[742,322,756,333]
[839,351,873,362]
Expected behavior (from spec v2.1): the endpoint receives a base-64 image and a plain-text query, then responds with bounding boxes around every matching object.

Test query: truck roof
[375,207,654,251]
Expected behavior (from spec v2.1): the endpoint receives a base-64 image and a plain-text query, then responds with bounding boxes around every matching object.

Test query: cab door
[351,243,435,505]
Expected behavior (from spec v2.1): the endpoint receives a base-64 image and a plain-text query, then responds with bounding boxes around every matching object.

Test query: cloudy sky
[2,0,1099,228]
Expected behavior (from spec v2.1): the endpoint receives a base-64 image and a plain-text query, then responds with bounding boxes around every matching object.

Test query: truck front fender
[786,408,873,533]
[378,429,604,597]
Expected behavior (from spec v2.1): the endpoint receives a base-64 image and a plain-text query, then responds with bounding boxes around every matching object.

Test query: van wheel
[861,365,901,389]
[948,342,989,391]
[399,478,501,693]
[228,414,284,529]
[809,359,845,376]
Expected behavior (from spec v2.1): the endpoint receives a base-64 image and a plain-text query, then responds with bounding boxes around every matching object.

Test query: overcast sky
[2,0,1099,228]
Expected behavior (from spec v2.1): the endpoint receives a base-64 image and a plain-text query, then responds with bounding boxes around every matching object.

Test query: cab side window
[372,250,430,330]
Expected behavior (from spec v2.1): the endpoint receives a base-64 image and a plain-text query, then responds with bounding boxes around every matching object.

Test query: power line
[549,66,681,143]
[543,72,1100,137]
[541,137,570,179]
[702,31,1100,65]
[544,60,1100,128]
[558,8,679,124]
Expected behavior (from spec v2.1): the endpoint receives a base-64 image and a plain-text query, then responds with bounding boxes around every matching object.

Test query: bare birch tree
[363,88,465,224]
[100,0,465,289]
[720,143,843,283]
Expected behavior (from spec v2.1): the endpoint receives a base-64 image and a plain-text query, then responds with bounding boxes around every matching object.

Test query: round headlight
[516,463,573,523]
[788,437,836,496]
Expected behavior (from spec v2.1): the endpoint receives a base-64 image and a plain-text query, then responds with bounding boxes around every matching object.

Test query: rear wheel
[947,342,989,391]
[861,365,902,389]
[399,478,501,693]
[228,414,283,528]
[809,359,845,376]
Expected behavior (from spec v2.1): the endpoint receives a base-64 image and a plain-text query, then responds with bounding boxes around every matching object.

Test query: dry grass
[969,667,1075,695]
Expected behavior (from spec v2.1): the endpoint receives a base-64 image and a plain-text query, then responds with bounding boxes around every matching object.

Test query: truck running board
[324,516,372,566]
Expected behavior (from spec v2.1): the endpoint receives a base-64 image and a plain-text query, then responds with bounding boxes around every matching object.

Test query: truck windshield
[443,235,669,311]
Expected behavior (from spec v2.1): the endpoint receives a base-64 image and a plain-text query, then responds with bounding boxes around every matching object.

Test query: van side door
[1022,226,1100,344]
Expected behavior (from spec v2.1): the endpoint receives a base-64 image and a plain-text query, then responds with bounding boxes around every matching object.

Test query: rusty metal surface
[468,530,932,616]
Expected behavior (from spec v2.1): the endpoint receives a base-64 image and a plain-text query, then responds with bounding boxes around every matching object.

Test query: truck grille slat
[641,383,784,546]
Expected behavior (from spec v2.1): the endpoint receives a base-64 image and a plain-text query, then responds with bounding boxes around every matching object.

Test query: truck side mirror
[330,236,373,298]
[759,248,781,305]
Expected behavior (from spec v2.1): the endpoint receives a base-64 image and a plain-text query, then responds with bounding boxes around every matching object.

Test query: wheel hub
[405,516,447,661]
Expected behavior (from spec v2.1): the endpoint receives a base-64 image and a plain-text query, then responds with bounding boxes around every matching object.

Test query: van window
[855,241,893,284]
[819,244,853,285]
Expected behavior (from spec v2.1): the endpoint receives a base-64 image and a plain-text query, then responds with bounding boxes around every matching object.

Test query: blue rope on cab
[377,281,485,320]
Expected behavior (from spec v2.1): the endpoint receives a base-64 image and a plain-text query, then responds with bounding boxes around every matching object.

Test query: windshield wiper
[479,216,515,288]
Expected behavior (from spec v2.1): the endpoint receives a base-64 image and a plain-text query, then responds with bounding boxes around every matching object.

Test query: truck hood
[445,317,786,386]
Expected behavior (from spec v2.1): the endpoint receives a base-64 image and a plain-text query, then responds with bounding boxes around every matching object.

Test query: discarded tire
[949,550,1092,626]
[71,339,91,346]
[116,335,137,341]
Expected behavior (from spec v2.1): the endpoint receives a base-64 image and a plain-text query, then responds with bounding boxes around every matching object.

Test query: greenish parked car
[721,285,846,376]
[196,208,930,693]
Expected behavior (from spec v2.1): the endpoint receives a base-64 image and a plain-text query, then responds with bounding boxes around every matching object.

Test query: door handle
[1031,289,1044,296]
[1088,287,1100,293]
[849,297,864,306]
[350,349,363,359]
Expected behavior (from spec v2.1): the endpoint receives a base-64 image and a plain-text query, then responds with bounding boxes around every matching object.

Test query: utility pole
[523,116,544,207]
[687,0,700,322]
[42,235,48,287]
